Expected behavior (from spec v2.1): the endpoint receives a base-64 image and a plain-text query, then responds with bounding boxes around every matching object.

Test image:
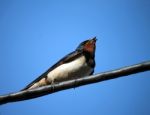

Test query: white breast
[47,56,92,83]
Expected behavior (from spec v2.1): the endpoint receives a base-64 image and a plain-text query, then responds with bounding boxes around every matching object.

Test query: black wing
[21,50,82,90]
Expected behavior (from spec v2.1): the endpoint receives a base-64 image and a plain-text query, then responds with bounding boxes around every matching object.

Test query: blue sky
[0,0,150,115]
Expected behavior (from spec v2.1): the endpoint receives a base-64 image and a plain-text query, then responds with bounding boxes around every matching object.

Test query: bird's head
[76,37,97,55]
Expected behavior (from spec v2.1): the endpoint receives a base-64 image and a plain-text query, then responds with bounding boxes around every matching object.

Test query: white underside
[47,55,92,83]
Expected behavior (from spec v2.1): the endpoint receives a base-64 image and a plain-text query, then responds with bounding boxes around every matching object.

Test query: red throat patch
[84,41,95,54]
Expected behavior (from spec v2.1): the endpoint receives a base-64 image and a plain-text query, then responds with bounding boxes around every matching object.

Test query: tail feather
[21,78,49,91]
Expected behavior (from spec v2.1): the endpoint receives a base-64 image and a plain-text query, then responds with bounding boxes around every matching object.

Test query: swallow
[22,37,97,90]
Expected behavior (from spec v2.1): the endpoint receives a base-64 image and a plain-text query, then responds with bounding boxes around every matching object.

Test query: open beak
[91,37,97,43]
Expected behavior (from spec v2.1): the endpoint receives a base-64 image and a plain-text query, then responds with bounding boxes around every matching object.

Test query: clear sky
[0,0,150,115]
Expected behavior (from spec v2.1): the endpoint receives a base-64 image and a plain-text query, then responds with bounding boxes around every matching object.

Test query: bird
[22,37,97,90]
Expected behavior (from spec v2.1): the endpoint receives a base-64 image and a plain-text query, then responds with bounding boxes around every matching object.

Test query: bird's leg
[45,77,55,91]
[51,79,55,91]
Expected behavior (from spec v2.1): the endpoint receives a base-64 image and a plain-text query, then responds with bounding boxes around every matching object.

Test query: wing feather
[21,50,82,90]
